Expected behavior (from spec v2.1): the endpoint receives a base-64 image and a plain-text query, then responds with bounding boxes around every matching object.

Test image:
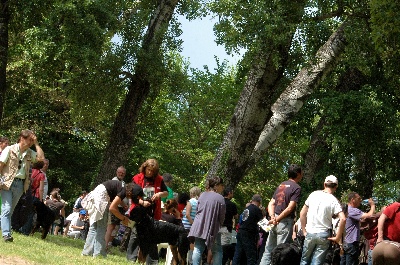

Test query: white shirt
[304,190,342,234]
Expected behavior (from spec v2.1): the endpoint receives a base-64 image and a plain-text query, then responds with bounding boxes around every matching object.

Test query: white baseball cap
[324,175,338,185]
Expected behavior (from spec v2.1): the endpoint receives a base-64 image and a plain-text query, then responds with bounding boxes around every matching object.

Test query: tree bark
[0,0,9,125]
[96,0,179,185]
[248,24,347,170]
[209,1,308,188]
[301,117,330,184]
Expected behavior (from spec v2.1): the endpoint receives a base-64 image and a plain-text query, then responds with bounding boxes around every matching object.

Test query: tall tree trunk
[208,0,308,188]
[0,0,9,125]
[96,0,179,185]
[248,24,347,173]
[302,117,330,184]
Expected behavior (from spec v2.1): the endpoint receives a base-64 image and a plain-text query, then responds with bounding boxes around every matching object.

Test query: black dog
[271,236,340,265]
[271,238,303,265]
[31,200,56,239]
[130,206,189,264]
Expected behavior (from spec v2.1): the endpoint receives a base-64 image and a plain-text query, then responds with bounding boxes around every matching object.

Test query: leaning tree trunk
[208,0,308,188]
[0,0,9,125]
[95,0,179,185]
[247,24,347,174]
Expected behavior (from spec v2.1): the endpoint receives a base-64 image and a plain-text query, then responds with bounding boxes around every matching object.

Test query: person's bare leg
[105,224,116,250]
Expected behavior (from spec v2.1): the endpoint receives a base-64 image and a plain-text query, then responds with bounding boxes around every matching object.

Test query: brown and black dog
[130,206,189,265]
[31,200,56,239]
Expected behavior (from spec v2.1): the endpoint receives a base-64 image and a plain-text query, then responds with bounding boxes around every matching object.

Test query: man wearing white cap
[299,175,346,265]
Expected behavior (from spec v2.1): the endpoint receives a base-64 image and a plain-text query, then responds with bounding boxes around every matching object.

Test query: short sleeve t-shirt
[273,180,301,218]
[382,202,400,242]
[223,198,238,232]
[344,205,363,243]
[30,169,46,199]
[239,203,263,234]
[305,190,342,234]
[102,180,126,201]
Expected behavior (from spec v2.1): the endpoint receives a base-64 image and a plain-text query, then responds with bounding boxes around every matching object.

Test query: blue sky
[178,15,242,70]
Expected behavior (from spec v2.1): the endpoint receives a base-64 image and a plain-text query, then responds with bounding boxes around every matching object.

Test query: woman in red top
[132,159,168,220]
[127,159,168,263]
[30,161,46,201]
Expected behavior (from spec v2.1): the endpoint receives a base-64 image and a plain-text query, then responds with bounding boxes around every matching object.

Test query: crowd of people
[0,130,399,265]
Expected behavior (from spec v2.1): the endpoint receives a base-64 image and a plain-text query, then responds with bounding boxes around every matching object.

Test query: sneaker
[3,235,13,242]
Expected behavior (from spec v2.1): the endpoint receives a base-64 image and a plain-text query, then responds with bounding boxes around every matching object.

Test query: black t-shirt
[102,180,126,201]
[273,180,301,219]
[239,203,263,234]
[223,198,238,232]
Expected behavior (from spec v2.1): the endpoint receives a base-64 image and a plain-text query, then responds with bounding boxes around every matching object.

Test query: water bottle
[362,197,377,205]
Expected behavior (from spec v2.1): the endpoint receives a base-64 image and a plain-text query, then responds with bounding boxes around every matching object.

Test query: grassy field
[0,232,167,265]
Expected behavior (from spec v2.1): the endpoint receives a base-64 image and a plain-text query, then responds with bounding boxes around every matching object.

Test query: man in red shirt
[372,201,400,265]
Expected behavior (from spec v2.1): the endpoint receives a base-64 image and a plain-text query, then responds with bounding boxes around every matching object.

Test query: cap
[252,194,262,203]
[324,175,338,185]
[79,209,87,215]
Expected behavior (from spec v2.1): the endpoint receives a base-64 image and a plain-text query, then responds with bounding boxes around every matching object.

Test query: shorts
[109,207,125,225]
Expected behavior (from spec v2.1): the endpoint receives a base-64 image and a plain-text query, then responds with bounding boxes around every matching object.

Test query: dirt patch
[0,256,34,265]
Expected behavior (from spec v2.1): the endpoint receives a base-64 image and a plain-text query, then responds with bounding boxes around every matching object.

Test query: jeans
[232,230,258,265]
[339,242,359,265]
[82,206,109,257]
[192,233,222,265]
[259,216,294,265]
[300,232,330,265]
[368,249,372,265]
[1,179,24,237]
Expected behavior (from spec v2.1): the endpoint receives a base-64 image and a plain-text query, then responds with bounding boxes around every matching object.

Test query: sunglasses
[18,160,22,169]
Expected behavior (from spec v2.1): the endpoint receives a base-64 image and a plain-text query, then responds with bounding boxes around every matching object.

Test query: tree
[95,0,180,184]
[0,0,9,124]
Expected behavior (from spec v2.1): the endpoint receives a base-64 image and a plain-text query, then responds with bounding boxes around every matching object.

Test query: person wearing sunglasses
[0,129,45,242]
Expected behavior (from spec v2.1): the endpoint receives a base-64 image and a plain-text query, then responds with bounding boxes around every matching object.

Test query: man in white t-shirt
[67,209,87,239]
[299,175,346,265]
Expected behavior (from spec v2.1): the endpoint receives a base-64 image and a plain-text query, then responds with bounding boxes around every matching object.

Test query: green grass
[0,232,167,265]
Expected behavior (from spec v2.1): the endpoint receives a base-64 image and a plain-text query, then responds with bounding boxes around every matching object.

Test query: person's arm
[361,198,376,219]
[39,180,44,202]
[328,212,346,244]
[0,161,4,173]
[292,222,298,240]
[60,206,65,218]
[152,191,168,201]
[110,196,130,226]
[276,201,297,223]
[376,213,388,244]
[32,135,44,161]
[268,198,276,224]
[185,201,194,224]
[300,204,308,236]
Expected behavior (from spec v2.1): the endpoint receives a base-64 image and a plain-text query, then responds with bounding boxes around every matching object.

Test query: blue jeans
[368,249,372,265]
[259,216,294,265]
[82,206,109,257]
[1,179,24,237]
[339,242,359,265]
[192,233,222,265]
[300,232,330,265]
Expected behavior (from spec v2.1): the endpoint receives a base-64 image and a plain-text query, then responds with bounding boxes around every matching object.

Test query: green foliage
[370,0,400,77]
[128,55,241,194]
